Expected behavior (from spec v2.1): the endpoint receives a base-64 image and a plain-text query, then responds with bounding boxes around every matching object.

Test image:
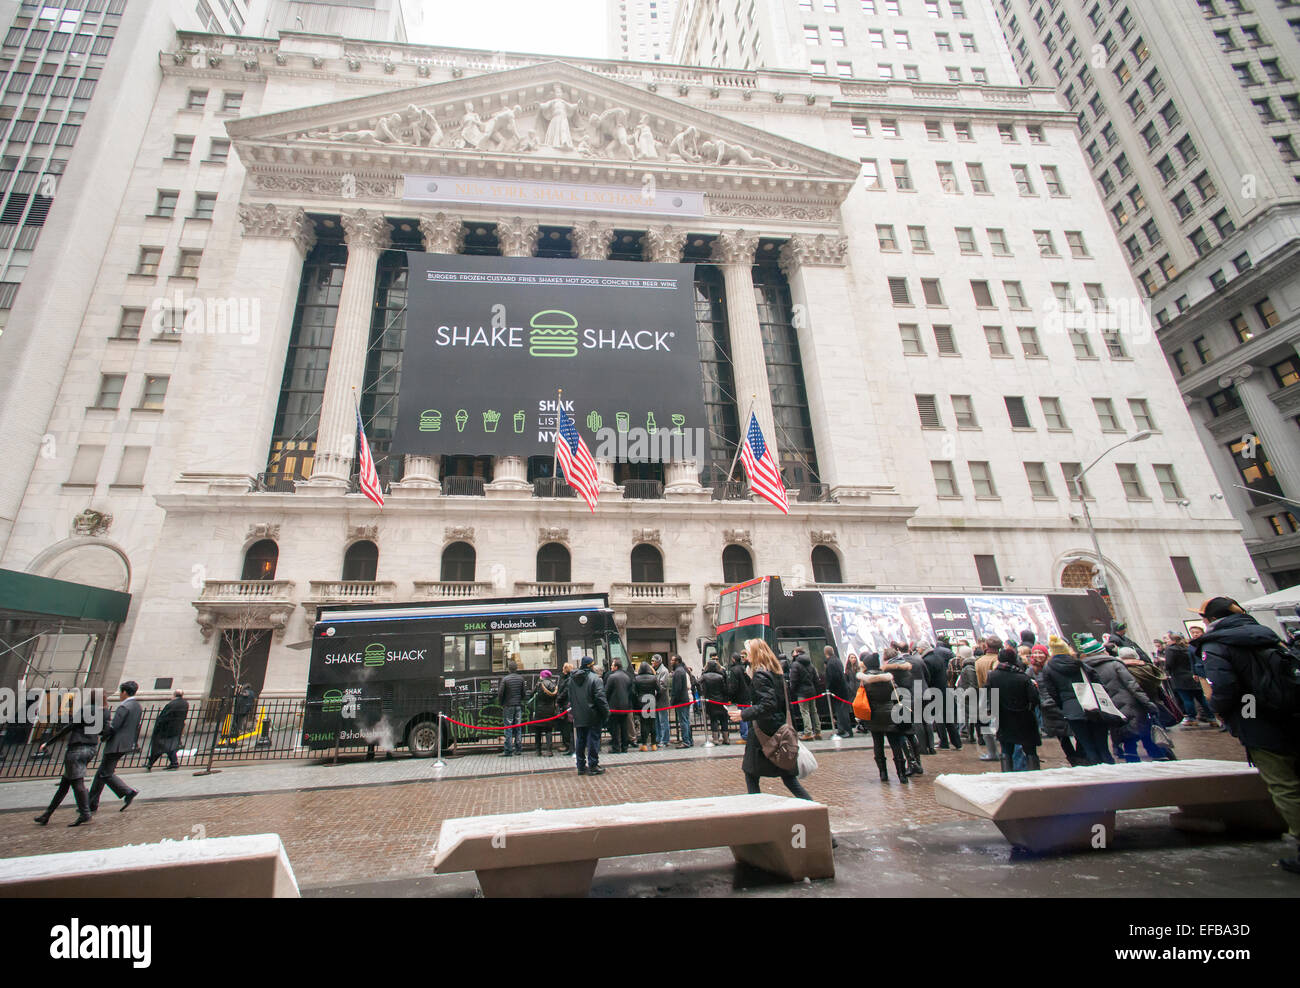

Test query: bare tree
[215,604,269,740]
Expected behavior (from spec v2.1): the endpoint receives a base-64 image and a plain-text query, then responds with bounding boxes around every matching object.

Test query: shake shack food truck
[702,576,1114,727]
[303,595,627,755]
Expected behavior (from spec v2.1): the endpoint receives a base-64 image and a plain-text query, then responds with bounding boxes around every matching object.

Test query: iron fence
[0,693,736,779]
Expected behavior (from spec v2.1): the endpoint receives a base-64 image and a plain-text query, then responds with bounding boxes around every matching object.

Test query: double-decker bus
[303,594,627,755]
[703,576,1114,728]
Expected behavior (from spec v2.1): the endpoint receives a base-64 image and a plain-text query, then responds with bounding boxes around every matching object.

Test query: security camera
[1210,493,1225,500]
[1246,577,1260,585]
[1177,499,1190,507]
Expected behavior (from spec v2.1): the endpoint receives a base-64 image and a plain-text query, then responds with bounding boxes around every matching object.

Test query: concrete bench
[433,793,835,897]
[934,758,1285,854]
[0,834,300,897]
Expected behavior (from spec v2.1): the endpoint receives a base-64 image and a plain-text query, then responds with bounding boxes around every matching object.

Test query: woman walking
[859,652,911,784]
[634,661,659,751]
[1033,640,1081,765]
[1078,636,1168,762]
[33,693,100,827]
[1040,635,1113,765]
[730,639,816,800]
[1163,634,1213,726]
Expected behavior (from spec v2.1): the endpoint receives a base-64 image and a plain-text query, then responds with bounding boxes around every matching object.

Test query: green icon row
[586,411,688,434]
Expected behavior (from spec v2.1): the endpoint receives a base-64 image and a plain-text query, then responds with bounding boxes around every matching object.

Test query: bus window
[738,579,768,622]
[467,633,499,672]
[607,634,627,667]
[718,589,738,626]
[443,635,467,673]
[498,630,557,671]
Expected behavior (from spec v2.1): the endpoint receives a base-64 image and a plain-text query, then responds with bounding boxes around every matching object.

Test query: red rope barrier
[440,710,569,731]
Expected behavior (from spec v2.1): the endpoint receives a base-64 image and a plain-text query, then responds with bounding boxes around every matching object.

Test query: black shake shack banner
[394,253,706,457]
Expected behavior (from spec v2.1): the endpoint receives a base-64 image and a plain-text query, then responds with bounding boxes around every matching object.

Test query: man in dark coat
[567,656,609,775]
[699,659,730,744]
[604,658,633,753]
[670,655,693,748]
[910,644,937,754]
[824,645,853,738]
[146,690,188,771]
[727,652,751,743]
[554,663,574,754]
[88,681,141,813]
[788,649,823,740]
[1109,620,1151,664]
[497,659,527,757]
[1165,634,1213,724]
[651,654,671,747]
[1192,596,1300,874]
[987,648,1041,771]
[232,684,255,735]
[927,637,961,749]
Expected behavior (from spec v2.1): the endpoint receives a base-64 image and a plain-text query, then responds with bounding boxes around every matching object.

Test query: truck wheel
[407,719,453,757]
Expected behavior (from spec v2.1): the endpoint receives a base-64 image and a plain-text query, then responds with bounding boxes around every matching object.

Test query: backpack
[1244,642,1300,718]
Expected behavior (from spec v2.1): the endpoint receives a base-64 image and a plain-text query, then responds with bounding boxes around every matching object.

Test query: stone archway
[27,537,131,592]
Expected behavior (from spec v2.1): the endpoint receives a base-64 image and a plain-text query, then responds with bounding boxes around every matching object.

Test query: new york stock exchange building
[0,28,1262,699]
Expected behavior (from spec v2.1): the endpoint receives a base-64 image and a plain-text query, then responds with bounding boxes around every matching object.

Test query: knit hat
[539,669,552,679]
[1073,633,1106,657]
[1031,643,1049,657]
[1117,646,1138,661]
[580,655,595,669]
[1047,635,1070,656]
[1020,629,1036,645]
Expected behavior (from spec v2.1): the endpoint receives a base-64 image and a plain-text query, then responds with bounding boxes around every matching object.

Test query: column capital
[341,209,392,251]
[571,220,616,260]
[497,216,540,257]
[237,202,316,253]
[644,225,687,263]
[1218,364,1256,389]
[778,234,848,275]
[418,212,464,254]
[710,229,759,266]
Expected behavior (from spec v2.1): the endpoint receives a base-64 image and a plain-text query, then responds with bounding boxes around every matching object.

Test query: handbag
[852,684,872,721]
[1150,720,1175,755]
[1073,665,1126,725]
[796,741,818,779]
[753,671,800,773]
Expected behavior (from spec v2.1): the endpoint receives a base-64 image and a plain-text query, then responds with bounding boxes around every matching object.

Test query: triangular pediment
[227,60,860,198]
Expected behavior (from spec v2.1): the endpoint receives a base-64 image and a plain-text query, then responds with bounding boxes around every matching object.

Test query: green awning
[0,568,131,623]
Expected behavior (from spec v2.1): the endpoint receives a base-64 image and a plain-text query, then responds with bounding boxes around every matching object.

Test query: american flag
[555,406,599,512]
[356,407,384,508]
[740,412,788,514]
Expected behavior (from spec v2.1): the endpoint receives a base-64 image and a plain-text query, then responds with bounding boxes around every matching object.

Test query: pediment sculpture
[301,92,799,171]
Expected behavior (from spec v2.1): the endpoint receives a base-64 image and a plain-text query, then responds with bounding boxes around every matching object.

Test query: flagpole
[725,393,757,484]
[350,386,360,477]
[551,387,562,481]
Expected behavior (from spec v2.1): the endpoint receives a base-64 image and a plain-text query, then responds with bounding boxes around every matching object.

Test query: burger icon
[322,689,345,713]
[418,409,441,432]
[528,309,579,358]
[363,642,386,668]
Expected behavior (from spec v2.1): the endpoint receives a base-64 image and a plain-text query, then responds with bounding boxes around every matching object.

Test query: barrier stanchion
[433,713,446,770]
[829,692,843,744]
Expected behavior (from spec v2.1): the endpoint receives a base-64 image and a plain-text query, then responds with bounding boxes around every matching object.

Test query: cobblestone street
[4,725,1291,897]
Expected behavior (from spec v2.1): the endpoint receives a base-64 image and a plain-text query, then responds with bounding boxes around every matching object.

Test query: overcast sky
[407,0,610,59]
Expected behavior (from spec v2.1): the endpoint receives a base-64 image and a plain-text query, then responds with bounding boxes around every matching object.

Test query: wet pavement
[2,725,1294,896]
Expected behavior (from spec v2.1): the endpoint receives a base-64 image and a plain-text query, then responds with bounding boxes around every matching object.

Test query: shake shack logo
[432,307,675,355]
[323,644,427,666]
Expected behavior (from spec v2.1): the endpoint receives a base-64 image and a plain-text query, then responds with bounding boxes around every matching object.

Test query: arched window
[441,542,476,583]
[630,544,664,583]
[811,545,842,584]
[722,544,754,585]
[537,543,571,583]
[342,540,378,582]
[241,539,278,581]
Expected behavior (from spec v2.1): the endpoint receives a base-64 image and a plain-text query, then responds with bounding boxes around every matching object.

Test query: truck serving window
[501,629,557,671]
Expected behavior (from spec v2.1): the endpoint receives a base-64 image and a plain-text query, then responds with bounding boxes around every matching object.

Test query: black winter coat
[1194,612,1300,755]
[987,663,1041,747]
[670,665,690,705]
[741,668,793,777]
[1163,644,1197,691]
[633,672,659,710]
[1041,654,1089,722]
[923,649,949,695]
[1034,668,1069,738]
[700,664,728,703]
[567,669,609,728]
[884,660,917,735]
[497,672,526,707]
[789,655,821,699]
[858,671,901,733]
[153,698,189,739]
[1083,655,1157,741]
[728,661,752,705]
[532,678,560,717]
[824,654,848,698]
[605,669,633,711]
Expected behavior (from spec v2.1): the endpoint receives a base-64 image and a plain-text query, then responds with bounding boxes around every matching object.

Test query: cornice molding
[779,234,848,272]
[340,209,393,251]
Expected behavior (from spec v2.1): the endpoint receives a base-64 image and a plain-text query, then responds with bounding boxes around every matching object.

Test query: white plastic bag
[795,741,818,779]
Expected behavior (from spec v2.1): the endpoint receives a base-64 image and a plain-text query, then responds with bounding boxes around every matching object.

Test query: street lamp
[1073,430,1154,622]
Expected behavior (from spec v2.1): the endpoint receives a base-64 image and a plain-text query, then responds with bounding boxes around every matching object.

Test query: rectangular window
[969,461,997,497]
[936,160,959,192]
[1025,462,1054,498]
[1230,312,1253,342]
[1128,398,1155,432]
[908,225,930,251]
[1004,281,1027,309]
[1171,556,1202,593]
[984,325,1008,355]
[153,189,177,218]
[1117,462,1147,499]
[970,280,994,308]
[1153,464,1184,500]
[899,323,924,354]
[114,446,149,486]
[95,373,125,409]
[140,375,169,410]
[1034,230,1058,257]
[1094,397,1121,431]
[67,444,104,486]
[193,192,216,220]
[1041,165,1065,195]
[207,138,230,162]
[974,554,1002,589]
[1004,395,1031,429]
[987,228,1010,255]
[966,162,989,193]
[932,460,959,497]
[829,26,846,46]
[892,159,913,190]
[956,227,978,253]
[922,279,945,306]
[171,136,194,159]
[1256,297,1280,327]
[916,394,943,428]
[1040,397,1068,430]
[951,394,978,428]
[175,249,202,278]
[221,91,243,113]
[1065,231,1089,257]
[136,247,161,276]
[187,89,208,110]
[1012,164,1034,194]
[117,308,143,340]
[1018,326,1041,357]
[888,276,911,305]
[861,159,883,189]
[877,224,898,250]
[1063,462,1090,500]
[933,324,958,354]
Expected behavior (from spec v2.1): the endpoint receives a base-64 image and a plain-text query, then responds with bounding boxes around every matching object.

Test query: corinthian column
[711,229,779,478]
[644,225,687,263]
[418,212,465,255]
[303,209,391,487]
[571,220,615,260]
[496,216,539,258]
[1219,364,1300,499]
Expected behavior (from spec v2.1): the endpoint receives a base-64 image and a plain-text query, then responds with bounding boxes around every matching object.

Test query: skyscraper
[993,0,1300,591]
[609,0,678,61]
